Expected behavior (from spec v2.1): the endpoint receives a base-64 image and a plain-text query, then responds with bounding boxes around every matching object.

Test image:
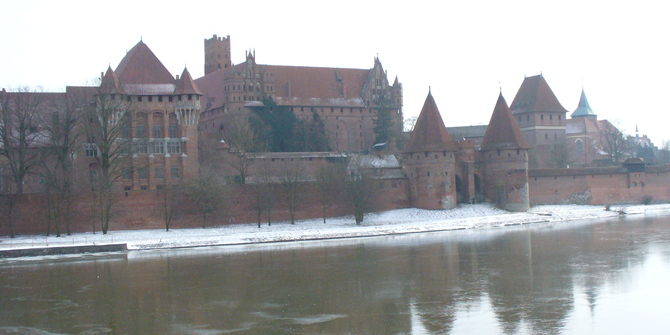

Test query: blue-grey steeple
[571,88,597,119]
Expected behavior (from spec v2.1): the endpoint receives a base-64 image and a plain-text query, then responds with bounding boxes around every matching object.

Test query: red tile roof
[510,74,568,114]
[115,41,175,86]
[405,92,457,152]
[194,63,372,110]
[481,93,531,150]
[174,68,202,95]
[268,65,368,100]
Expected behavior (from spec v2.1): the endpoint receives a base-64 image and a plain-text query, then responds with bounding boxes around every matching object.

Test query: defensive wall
[1,178,409,237]
[529,161,670,205]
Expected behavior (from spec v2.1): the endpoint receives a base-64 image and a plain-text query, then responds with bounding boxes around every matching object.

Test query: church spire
[571,88,597,119]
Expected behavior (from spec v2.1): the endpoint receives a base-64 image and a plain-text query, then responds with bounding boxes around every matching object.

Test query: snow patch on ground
[2,203,669,255]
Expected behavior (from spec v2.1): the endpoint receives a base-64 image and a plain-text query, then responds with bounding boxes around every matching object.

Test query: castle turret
[404,91,458,209]
[174,67,202,180]
[480,92,531,211]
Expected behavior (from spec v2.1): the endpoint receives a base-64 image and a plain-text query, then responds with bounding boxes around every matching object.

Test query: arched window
[575,139,583,157]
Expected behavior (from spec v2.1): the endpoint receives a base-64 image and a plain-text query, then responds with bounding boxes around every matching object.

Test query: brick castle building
[196,35,403,152]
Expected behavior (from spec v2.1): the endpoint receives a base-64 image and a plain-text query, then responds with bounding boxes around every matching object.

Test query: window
[153,125,163,138]
[38,174,45,184]
[137,140,149,154]
[139,167,148,180]
[153,140,164,154]
[155,167,164,179]
[171,167,180,178]
[123,168,132,180]
[136,125,145,138]
[121,122,131,139]
[575,139,583,157]
[169,124,178,138]
[167,140,181,154]
[84,143,99,157]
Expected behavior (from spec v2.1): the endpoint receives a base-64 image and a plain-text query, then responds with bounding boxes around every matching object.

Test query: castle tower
[510,74,568,168]
[204,34,231,75]
[404,91,458,209]
[93,40,200,191]
[480,92,531,212]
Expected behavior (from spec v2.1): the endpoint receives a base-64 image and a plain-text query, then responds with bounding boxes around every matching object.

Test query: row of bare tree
[1,85,381,238]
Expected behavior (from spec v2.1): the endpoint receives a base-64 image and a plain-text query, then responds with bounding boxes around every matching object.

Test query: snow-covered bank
[1,203,669,256]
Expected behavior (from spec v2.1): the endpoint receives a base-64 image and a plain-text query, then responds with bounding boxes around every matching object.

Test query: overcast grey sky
[3,0,668,144]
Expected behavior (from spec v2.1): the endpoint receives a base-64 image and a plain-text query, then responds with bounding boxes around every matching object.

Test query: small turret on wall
[403,91,458,209]
[479,93,531,212]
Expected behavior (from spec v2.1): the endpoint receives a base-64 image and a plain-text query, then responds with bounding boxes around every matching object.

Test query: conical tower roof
[571,88,596,118]
[175,67,202,95]
[100,66,120,94]
[115,40,175,85]
[481,93,531,150]
[510,74,568,114]
[405,91,457,152]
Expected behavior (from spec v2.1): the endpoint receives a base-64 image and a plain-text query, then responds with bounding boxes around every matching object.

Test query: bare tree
[315,163,346,223]
[279,159,305,224]
[549,142,572,168]
[156,179,181,232]
[259,160,277,226]
[0,88,45,237]
[40,90,85,236]
[599,120,632,164]
[346,157,376,225]
[224,115,265,184]
[184,166,226,228]
[248,159,276,227]
[82,90,133,234]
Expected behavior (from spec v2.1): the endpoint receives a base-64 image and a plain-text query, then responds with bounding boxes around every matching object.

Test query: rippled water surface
[1,215,670,334]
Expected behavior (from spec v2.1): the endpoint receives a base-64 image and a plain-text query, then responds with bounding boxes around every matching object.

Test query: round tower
[404,91,458,209]
[204,34,231,75]
[479,93,531,212]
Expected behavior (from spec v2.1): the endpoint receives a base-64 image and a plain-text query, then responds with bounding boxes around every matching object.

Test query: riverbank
[2,203,669,258]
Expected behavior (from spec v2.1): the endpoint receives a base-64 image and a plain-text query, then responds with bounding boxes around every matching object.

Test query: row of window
[225,84,270,92]
[517,113,563,123]
[110,94,194,102]
[123,166,180,180]
[126,124,179,139]
[84,140,182,157]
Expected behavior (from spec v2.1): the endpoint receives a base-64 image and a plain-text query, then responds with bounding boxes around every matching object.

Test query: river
[1,215,669,334]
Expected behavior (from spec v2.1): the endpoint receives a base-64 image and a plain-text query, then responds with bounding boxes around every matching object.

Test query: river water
[1,215,669,334]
